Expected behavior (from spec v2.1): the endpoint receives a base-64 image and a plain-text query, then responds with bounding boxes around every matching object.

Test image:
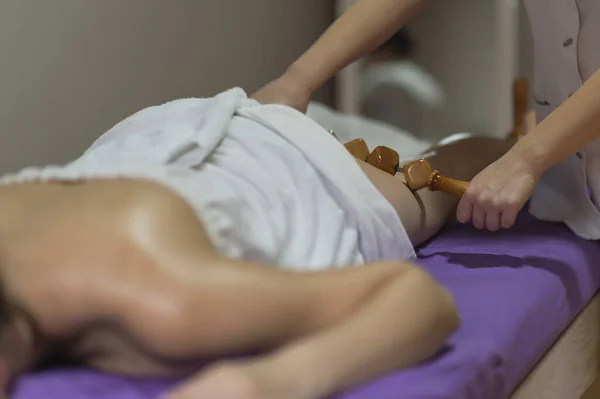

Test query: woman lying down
[0,88,511,399]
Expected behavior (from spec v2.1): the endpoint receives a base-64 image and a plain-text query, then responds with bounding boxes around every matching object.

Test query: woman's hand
[251,0,431,112]
[251,70,313,112]
[456,149,541,231]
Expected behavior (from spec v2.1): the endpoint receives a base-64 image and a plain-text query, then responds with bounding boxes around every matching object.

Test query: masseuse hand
[251,72,313,112]
[456,149,540,231]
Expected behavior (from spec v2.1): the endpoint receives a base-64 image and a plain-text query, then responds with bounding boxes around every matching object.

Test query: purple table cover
[12,211,600,399]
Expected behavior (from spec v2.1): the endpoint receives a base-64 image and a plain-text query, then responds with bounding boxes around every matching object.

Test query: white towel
[306,101,431,158]
[0,88,415,269]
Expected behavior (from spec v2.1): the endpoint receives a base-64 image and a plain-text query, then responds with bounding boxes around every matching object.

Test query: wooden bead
[403,159,470,198]
[344,138,370,161]
[366,146,400,175]
[402,159,433,191]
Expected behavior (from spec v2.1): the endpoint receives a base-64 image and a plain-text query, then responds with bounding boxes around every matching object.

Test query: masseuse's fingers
[456,194,474,224]
[251,75,312,112]
[478,191,502,232]
[500,206,519,229]
[471,206,486,230]
[462,148,541,232]
[484,209,501,232]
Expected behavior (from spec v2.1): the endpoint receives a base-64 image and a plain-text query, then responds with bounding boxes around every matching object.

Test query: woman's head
[0,302,42,392]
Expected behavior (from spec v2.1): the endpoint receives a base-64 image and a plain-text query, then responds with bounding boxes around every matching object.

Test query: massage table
[12,80,600,399]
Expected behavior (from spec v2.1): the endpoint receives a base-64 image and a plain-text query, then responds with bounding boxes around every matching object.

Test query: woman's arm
[252,0,431,110]
[252,262,459,399]
[456,70,600,231]
[288,0,431,93]
[515,69,600,172]
[165,260,458,399]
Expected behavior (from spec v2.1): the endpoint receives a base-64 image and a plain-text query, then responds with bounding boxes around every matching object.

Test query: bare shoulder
[0,178,216,336]
[98,179,217,256]
[48,178,216,256]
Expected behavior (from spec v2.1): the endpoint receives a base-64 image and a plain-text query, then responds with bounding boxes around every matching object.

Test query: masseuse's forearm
[286,0,431,93]
[516,69,600,172]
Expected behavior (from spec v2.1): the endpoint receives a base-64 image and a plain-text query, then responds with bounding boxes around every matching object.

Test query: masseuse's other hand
[251,72,313,113]
[456,150,540,231]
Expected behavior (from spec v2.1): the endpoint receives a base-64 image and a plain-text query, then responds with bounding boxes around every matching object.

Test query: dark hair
[378,29,414,56]
[0,284,12,330]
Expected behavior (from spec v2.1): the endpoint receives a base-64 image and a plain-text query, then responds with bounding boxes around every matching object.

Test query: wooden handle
[513,79,529,131]
[403,159,433,191]
[509,79,530,140]
[429,172,469,198]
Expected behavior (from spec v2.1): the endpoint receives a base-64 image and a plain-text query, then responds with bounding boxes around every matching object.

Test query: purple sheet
[12,211,600,399]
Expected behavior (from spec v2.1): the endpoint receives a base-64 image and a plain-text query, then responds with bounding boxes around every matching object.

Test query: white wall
[406,0,496,139]
[404,0,529,140]
[0,0,333,173]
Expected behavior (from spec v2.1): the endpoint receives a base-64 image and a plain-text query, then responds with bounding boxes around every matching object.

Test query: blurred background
[0,0,533,174]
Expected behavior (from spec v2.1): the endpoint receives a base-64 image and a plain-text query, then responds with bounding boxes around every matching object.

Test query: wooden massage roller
[337,78,535,199]
[343,137,469,198]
